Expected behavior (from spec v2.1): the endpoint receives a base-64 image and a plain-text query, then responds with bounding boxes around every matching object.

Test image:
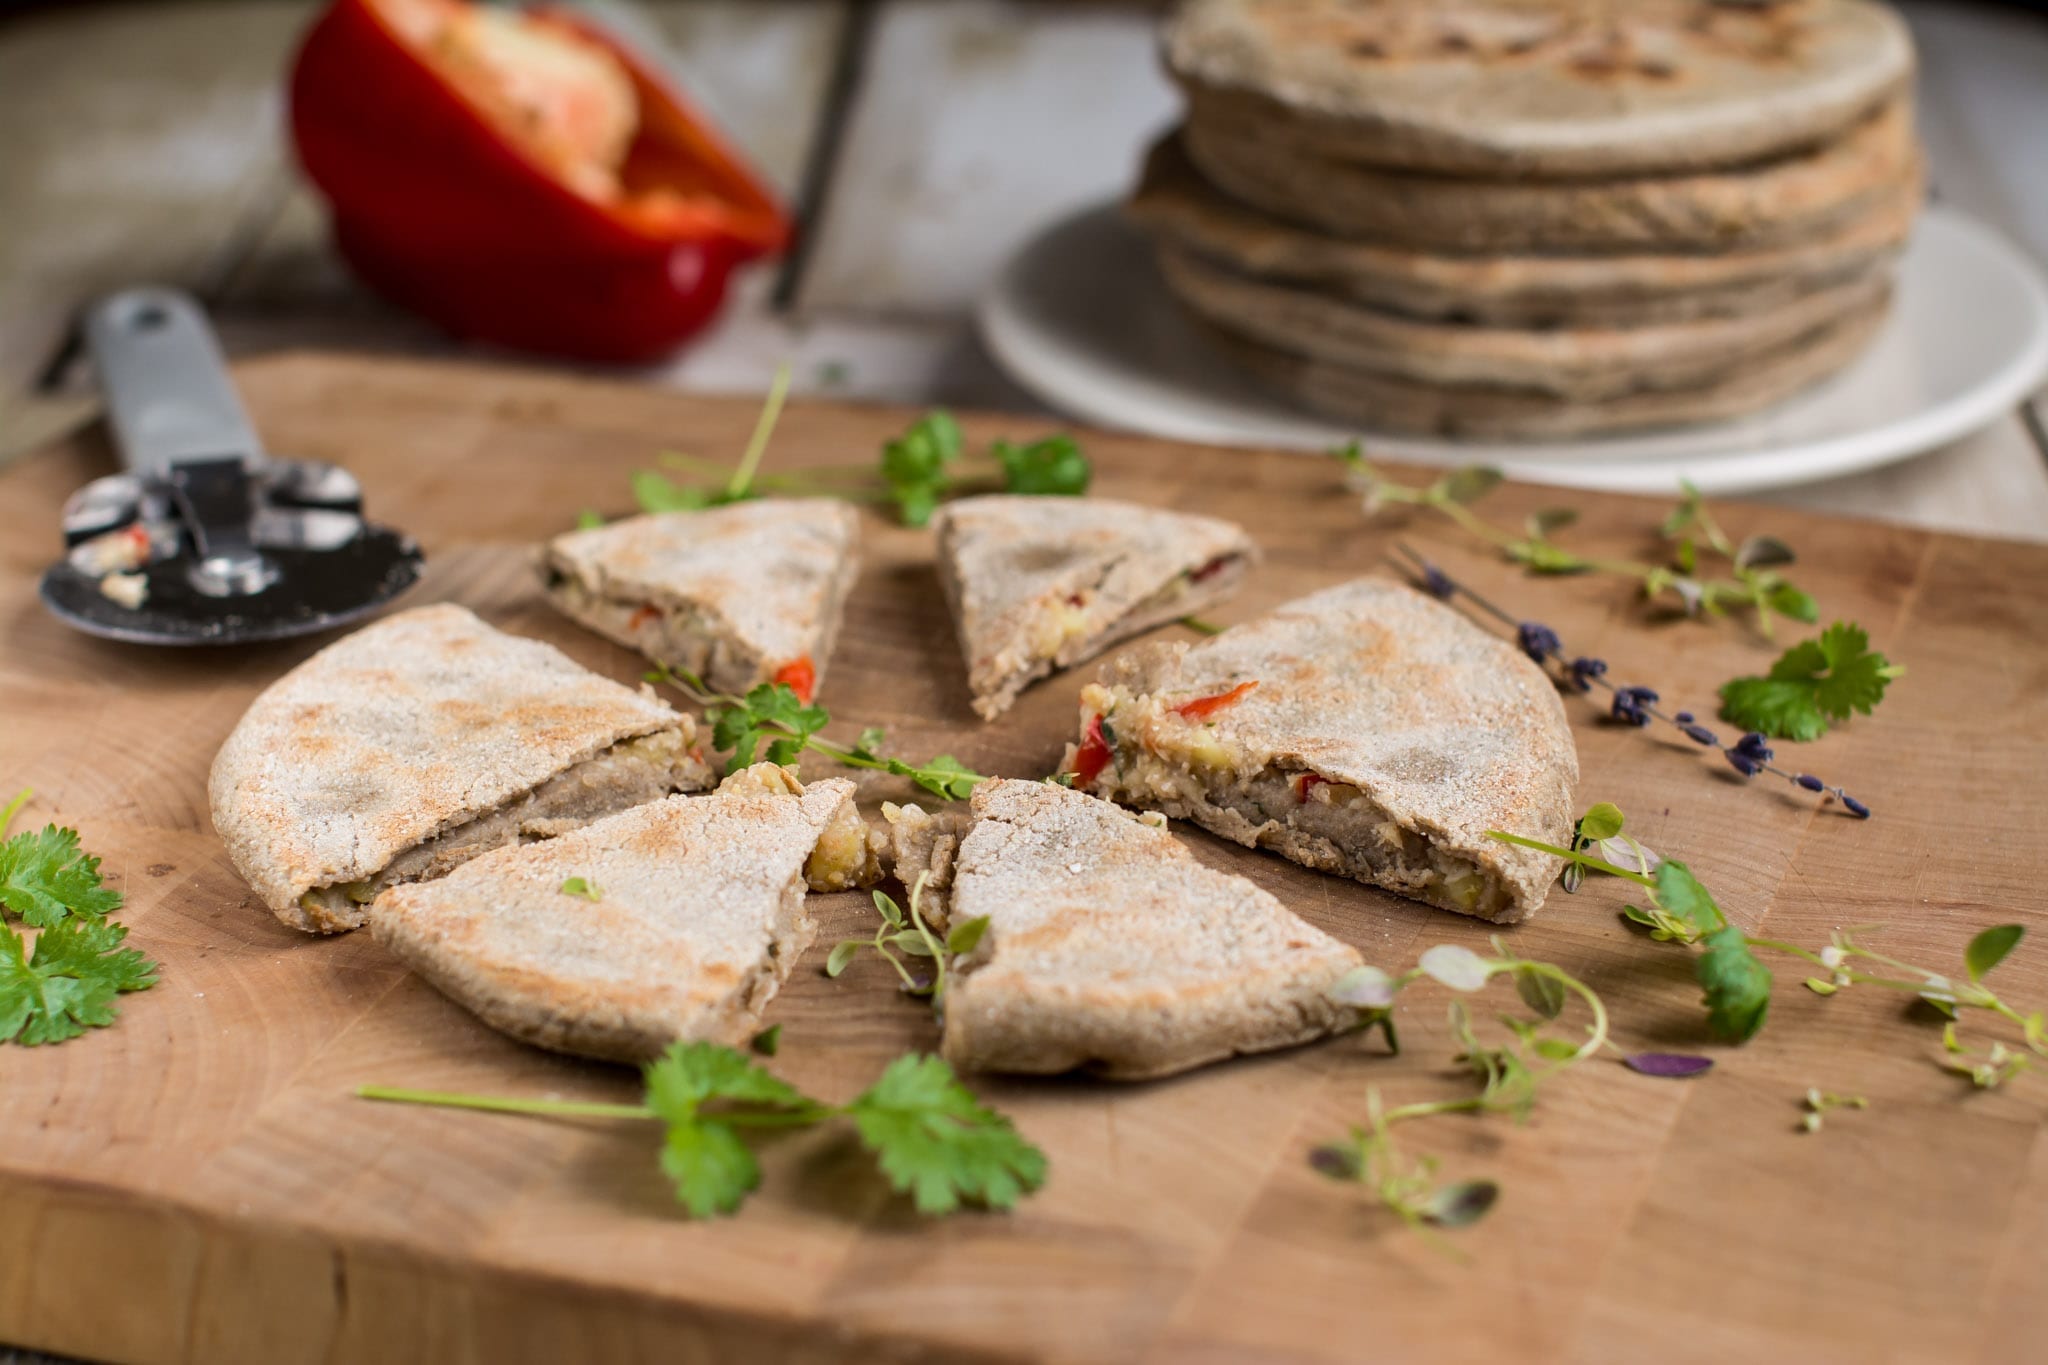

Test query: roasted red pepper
[626,603,661,632]
[1294,772,1327,803]
[772,656,817,705]
[1172,681,1259,721]
[290,0,789,361]
[1071,714,1113,788]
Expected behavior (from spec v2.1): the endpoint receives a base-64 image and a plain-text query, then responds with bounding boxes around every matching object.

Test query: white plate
[976,203,2048,495]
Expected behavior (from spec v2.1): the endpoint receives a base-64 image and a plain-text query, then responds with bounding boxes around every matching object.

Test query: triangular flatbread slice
[210,603,715,935]
[888,779,1364,1081]
[369,765,875,1064]
[932,495,1257,721]
[1064,577,1577,923]
[541,499,860,701]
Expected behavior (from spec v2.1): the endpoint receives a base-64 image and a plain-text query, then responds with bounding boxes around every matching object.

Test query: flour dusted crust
[932,495,1258,721]
[368,765,864,1064]
[892,780,1365,1080]
[1165,0,1915,178]
[1069,578,1577,922]
[208,603,713,934]
[541,498,861,697]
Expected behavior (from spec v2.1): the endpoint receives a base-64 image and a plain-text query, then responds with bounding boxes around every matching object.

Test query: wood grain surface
[1,353,2043,1365]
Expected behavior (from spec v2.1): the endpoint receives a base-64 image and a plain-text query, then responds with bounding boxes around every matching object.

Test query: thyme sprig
[1338,448,1818,637]
[1399,545,1871,818]
[648,667,988,802]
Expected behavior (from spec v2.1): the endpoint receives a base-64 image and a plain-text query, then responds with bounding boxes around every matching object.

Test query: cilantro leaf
[641,1042,819,1218]
[893,753,982,802]
[707,683,829,774]
[882,411,963,527]
[0,916,158,1046]
[0,822,124,928]
[992,435,1090,497]
[1654,860,1725,935]
[632,469,717,514]
[1698,925,1772,1042]
[845,1054,1048,1215]
[1719,622,1900,740]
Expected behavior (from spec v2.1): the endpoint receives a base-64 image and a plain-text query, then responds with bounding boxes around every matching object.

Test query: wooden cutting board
[2,353,2042,1365]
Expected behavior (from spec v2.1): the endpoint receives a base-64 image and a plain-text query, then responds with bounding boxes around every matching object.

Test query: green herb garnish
[559,877,602,901]
[1718,621,1904,741]
[827,873,989,1005]
[360,1041,1046,1219]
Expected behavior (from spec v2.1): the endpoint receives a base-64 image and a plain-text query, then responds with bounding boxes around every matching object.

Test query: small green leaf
[575,508,605,529]
[1804,978,1839,996]
[1734,535,1796,571]
[1526,507,1578,538]
[946,915,990,956]
[1964,925,2024,982]
[1512,965,1567,1020]
[750,1024,781,1057]
[1654,861,1724,934]
[558,876,601,901]
[873,891,905,927]
[1328,964,1398,1009]
[1577,802,1625,843]
[1434,466,1503,505]
[1531,1037,1580,1062]
[1697,925,1772,1042]
[1420,1179,1498,1228]
[826,940,863,978]
[1942,1022,1963,1054]
[1418,944,1492,992]
[1767,583,1819,623]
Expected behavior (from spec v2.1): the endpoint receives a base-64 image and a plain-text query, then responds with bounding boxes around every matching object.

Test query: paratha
[210,603,714,934]
[1127,132,1919,327]
[542,499,860,701]
[932,495,1258,721]
[1164,0,1915,177]
[886,779,1367,1080]
[370,765,872,1064]
[1160,242,1887,399]
[1199,288,1888,438]
[1064,578,1576,922]
[1181,98,1918,254]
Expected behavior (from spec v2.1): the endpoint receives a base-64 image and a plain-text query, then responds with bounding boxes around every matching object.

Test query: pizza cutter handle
[84,288,266,476]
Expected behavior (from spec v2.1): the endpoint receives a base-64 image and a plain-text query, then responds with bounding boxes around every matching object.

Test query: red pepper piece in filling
[290,0,790,362]
[1072,714,1113,787]
[1189,555,1231,584]
[1172,680,1259,721]
[1295,772,1327,803]
[627,603,660,632]
[772,656,817,705]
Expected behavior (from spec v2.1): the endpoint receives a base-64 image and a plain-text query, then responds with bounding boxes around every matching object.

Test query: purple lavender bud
[1610,686,1657,727]
[1624,1053,1715,1078]
[1675,711,1694,724]
[1682,724,1718,746]
[1726,751,1762,777]
[1843,795,1871,819]
[1567,656,1608,692]
[1730,732,1774,767]
[1795,774,1825,792]
[1420,564,1456,600]
[1516,621,1562,663]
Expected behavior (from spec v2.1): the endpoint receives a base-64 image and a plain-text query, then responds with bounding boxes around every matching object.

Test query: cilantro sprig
[1719,621,1904,741]
[598,388,1091,531]
[1341,450,1818,637]
[361,1041,1047,1219]
[650,668,990,802]
[0,788,159,1046]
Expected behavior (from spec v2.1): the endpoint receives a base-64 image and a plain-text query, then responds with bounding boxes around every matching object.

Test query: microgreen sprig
[1800,1088,1869,1133]
[1400,545,1872,818]
[360,1041,1045,1219]
[827,872,990,1004]
[1339,448,1818,637]
[648,667,990,802]
[1315,940,1609,1246]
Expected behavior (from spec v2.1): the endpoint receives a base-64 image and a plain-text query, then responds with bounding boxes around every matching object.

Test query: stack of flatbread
[1131,0,1924,439]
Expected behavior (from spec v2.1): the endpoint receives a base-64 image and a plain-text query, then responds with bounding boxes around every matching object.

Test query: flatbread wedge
[541,499,860,701]
[886,779,1366,1081]
[210,603,715,935]
[370,765,874,1063]
[933,495,1258,721]
[1063,578,1576,922]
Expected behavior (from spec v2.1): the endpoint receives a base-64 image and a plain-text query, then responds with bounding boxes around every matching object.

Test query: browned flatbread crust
[933,495,1258,721]
[1165,0,1915,177]
[541,499,860,698]
[890,780,1366,1080]
[1068,578,1576,922]
[369,766,859,1064]
[1127,132,1920,327]
[209,604,712,934]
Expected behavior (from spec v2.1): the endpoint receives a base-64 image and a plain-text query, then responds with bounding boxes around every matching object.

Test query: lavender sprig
[1397,544,1870,819]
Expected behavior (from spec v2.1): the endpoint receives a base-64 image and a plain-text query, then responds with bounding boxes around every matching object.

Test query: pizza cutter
[38,289,423,645]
